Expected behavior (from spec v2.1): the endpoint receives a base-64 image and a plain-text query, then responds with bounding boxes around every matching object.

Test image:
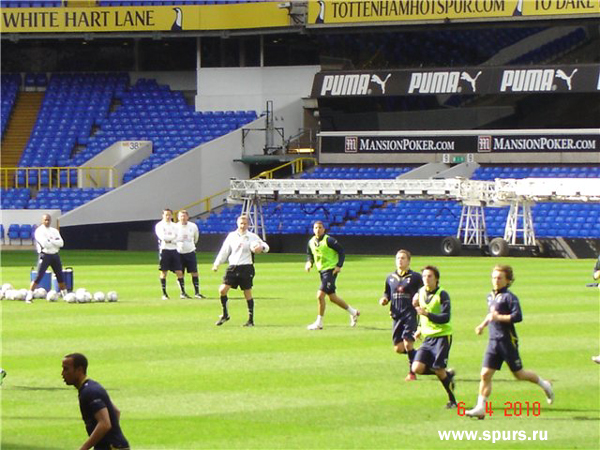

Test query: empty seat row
[2,223,35,244]
[472,165,600,180]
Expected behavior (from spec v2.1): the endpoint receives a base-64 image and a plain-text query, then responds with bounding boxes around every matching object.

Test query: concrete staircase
[0,92,43,188]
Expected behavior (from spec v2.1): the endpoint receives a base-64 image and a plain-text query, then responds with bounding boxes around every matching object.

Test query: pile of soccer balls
[0,283,118,303]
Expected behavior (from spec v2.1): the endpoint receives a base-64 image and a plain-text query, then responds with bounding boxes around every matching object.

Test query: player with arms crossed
[466,265,554,418]
[305,220,360,330]
[27,214,68,303]
[155,209,190,300]
[379,249,423,381]
[176,210,205,299]
[212,215,269,327]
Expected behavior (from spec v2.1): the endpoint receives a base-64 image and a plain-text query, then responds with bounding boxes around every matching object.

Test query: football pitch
[1,250,599,449]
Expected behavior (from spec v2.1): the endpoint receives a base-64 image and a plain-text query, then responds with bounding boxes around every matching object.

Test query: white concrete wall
[79,141,152,188]
[195,66,320,115]
[59,128,250,227]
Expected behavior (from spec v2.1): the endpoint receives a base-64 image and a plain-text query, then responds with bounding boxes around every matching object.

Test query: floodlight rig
[228,177,600,256]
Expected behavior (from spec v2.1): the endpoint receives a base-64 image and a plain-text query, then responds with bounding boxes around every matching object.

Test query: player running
[412,266,457,409]
[379,250,423,381]
[465,265,554,419]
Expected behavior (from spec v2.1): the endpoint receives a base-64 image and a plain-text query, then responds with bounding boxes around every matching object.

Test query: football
[75,289,87,303]
[107,291,118,302]
[82,291,92,303]
[17,289,28,301]
[1,283,13,292]
[93,291,106,302]
[46,290,58,302]
[64,293,77,303]
[34,288,47,299]
[250,241,263,254]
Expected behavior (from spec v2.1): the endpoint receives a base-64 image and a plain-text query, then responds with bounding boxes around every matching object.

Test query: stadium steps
[0,92,44,187]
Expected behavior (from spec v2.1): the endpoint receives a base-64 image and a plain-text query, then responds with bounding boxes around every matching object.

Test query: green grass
[1,250,599,449]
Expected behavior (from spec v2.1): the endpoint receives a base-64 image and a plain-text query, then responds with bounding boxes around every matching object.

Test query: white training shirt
[176,221,199,254]
[155,219,178,251]
[34,225,64,254]
[213,230,269,267]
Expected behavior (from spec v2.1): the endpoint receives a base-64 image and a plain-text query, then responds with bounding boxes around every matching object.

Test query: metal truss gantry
[229,177,600,250]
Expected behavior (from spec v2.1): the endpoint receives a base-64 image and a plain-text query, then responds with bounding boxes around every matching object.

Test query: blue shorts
[179,252,198,274]
[392,314,417,344]
[483,338,523,372]
[318,269,337,294]
[159,249,182,273]
[415,335,452,369]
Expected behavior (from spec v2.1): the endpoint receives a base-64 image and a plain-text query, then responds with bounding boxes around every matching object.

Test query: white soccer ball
[106,291,118,302]
[93,291,106,302]
[17,289,28,301]
[250,241,263,254]
[83,291,92,303]
[75,289,87,303]
[5,289,16,301]
[64,292,77,303]
[34,287,47,299]
[2,283,13,292]
[46,290,58,302]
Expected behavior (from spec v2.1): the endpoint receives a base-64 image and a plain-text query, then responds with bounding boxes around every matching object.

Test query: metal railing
[174,157,317,219]
[0,166,116,190]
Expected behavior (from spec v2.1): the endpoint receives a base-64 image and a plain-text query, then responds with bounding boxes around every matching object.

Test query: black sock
[220,296,228,317]
[247,298,254,322]
[160,278,167,295]
[441,373,456,403]
[407,349,416,373]
[178,277,185,294]
[192,276,200,295]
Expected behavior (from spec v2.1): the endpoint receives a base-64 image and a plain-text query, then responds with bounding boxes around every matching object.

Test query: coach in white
[27,214,67,303]
[176,210,205,299]
[212,214,269,327]
[155,208,189,300]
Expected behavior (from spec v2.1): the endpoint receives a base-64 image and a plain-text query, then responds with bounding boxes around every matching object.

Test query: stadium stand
[1,74,20,138]
[320,27,547,69]
[0,188,31,209]
[198,164,600,239]
[510,28,588,64]
[27,187,112,213]
[18,73,128,185]
[2,72,257,211]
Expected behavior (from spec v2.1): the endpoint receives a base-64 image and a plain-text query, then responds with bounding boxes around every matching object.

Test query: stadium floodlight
[278,2,292,9]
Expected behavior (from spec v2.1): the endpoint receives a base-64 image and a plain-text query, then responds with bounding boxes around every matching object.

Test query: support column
[504,200,536,246]
[242,195,266,240]
[457,203,488,248]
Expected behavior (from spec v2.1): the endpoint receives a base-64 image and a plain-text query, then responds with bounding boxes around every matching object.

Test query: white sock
[477,395,487,408]
[316,315,323,325]
[537,377,549,389]
[346,306,357,316]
